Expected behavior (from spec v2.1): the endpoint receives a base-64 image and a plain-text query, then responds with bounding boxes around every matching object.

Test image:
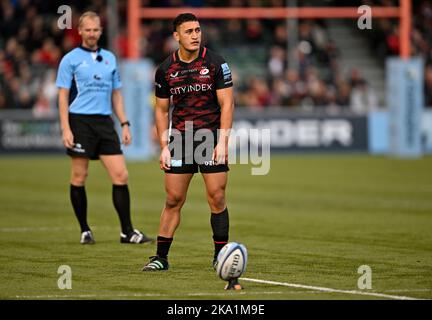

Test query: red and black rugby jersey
[155,47,233,132]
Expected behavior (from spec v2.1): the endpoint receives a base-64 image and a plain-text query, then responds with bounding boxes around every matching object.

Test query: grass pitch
[0,155,431,300]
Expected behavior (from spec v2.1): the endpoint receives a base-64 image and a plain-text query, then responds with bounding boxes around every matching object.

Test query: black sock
[156,236,173,259]
[70,185,90,233]
[112,184,134,235]
[211,207,229,260]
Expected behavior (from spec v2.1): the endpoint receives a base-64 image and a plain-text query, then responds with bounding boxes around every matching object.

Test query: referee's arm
[112,89,131,146]
[58,88,74,149]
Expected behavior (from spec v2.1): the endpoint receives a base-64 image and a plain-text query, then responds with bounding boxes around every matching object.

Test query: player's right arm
[56,55,74,149]
[58,88,74,149]
[155,97,171,170]
[154,65,172,170]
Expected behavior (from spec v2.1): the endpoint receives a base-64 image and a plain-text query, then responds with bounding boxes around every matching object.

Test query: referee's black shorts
[67,113,122,160]
[166,130,229,174]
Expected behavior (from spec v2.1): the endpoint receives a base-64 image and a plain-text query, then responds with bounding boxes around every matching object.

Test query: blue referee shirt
[56,46,122,115]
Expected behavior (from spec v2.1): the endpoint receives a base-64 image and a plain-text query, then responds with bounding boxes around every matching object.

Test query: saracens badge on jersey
[200,68,209,75]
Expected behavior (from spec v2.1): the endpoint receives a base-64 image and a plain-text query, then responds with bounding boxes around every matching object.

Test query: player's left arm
[112,89,131,146]
[214,87,234,164]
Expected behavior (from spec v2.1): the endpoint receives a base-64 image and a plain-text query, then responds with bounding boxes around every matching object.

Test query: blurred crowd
[0,0,431,115]
[0,0,107,116]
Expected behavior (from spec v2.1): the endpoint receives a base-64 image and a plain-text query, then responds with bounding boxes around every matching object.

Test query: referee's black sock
[211,207,229,260]
[70,185,90,233]
[156,236,173,259]
[112,184,134,235]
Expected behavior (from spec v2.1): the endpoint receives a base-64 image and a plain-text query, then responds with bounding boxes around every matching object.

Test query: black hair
[173,13,198,32]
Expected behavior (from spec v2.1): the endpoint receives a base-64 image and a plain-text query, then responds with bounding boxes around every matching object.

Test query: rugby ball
[216,242,248,280]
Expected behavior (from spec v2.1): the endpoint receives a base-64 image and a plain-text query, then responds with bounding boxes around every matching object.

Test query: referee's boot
[80,230,95,245]
[120,229,154,244]
[142,255,169,271]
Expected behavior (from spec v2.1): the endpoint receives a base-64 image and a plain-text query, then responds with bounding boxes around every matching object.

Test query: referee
[56,11,153,245]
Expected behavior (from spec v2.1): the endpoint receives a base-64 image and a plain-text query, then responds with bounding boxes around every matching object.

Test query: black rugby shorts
[67,113,122,160]
[166,130,229,174]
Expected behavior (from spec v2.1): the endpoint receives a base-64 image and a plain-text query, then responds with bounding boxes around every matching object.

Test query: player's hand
[159,146,171,170]
[62,128,74,149]
[122,126,132,146]
[212,141,228,165]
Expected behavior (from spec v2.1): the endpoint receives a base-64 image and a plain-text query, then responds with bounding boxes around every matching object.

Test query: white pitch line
[384,289,432,293]
[10,287,431,300]
[240,278,426,300]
